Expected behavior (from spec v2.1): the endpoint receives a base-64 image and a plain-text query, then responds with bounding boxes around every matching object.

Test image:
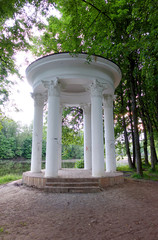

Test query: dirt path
[0,180,158,240]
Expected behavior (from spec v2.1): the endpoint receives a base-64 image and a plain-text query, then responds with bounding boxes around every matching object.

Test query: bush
[62,145,84,160]
[75,159,84,168]
[22,137,32,159]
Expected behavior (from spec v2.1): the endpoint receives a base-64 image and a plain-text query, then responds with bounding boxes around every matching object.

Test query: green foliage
[0,0,50,80]
[132,173,143,180]
[21,137,32,159]
[121,164,158,181]
[75,159,84,169]
[42,139,46,159]
[1,0,158,173]
[0,117,83,161]
[0,118,34,159]
[0,135,16,159]
[62,162,75,168]
[62,126,83,151]
[0,161,30,176]
[62,107,83,132]
[0,174,21,185]
[62,145,84,160]
[116,165,134,172]
[61,107,84,160]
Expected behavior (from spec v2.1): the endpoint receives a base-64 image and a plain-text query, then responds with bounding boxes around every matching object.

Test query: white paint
[91,82,105,177]
[83,104,92,169]
[45,80,60,177]
[103,94,116,172]
[26,53,121,178]
[58,105,63,170]
[31,93,44,172]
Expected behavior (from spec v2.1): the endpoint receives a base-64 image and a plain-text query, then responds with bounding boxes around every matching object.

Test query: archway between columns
[25,53,122,179]
[61,106,84,169]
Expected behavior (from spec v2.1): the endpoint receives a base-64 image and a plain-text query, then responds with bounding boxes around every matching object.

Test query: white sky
[5,51,35,126]
[4,6,61,126]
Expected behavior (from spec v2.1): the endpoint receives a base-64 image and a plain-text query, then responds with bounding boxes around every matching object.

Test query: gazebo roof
[26,53,122,105]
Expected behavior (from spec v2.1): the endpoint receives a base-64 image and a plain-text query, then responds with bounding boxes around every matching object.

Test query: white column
[91,81,105,177]
[83,104,92,169]
[45,80,60,177]
[103,94,116,172]
[31,93,45,173]
[58,105,63,169]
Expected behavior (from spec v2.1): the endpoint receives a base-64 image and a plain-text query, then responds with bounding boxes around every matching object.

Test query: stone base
[22,169,124,193]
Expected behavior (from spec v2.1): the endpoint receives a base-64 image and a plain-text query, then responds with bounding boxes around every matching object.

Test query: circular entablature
[26,53,121,105]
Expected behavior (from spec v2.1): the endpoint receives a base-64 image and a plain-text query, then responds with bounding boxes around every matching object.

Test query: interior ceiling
[61,84,86,93]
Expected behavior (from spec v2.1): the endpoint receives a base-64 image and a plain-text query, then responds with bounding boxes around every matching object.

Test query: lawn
[0,160,75,185]
[0,160,158,185]
[117,164,158,181]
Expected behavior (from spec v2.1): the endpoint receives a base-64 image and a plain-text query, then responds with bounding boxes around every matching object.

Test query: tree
[0,0,53,112]
[31,0,158,175]
[0,118,33,159]
[62,107,84,160]
[1,0,158,173]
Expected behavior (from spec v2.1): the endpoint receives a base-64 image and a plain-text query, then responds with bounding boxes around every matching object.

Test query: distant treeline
[0,118,83,160]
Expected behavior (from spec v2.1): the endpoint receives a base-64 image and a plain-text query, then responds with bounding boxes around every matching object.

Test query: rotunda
[26,53,122,178]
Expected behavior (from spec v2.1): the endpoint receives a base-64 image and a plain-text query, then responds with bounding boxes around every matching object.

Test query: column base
[45,173,58,178]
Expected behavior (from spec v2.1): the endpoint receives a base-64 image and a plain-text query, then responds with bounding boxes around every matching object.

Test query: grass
[132,165,158,181]
[0,160,158,185]
[117,163,158,181]
[0,160,75,185]
[0,161,31,185]
[0,174,22,185]
[0,161,32,185]
[117,165,135,172]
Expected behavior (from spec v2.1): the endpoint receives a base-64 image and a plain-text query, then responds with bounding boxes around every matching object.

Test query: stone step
[45,182,99,187]
[46,177,99,183]
[44,186,101,193]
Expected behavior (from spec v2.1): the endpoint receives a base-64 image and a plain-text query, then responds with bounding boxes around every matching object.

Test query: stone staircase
[44,177,102,193]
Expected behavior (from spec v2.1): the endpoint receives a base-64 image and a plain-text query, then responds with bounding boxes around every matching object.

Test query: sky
[5,51,35,126]
[4,5,61,126]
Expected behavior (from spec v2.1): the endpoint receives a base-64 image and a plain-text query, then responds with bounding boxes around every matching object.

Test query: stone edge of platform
[22,171,124,190]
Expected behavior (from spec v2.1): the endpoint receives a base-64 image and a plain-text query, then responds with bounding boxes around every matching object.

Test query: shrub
[75,159,84,168]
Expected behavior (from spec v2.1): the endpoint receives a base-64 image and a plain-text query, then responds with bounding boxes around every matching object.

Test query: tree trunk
[120,83,134,169]
[128,102,136,167]
[147,120,158,170]
[142,119,149,165]
[129,57,143,176]
[122,115,135,168]
[136,82,149,166]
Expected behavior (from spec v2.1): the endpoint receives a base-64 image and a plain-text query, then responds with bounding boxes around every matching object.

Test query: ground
[0,180,158,240]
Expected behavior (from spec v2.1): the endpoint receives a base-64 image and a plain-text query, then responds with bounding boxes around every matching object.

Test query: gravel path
[0,180,158,240]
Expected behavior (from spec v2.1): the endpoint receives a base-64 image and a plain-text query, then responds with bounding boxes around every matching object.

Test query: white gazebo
[26,53,121,178]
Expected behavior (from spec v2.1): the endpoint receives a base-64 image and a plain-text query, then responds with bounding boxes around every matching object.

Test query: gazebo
[23,53,123,192]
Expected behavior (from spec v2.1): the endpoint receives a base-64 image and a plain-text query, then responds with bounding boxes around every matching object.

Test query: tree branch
[81,0,114,25]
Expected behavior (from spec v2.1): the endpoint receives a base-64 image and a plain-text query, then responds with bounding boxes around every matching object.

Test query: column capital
[82,104,91,115]
[103,94,114,108]
[91,79,107,97]
[42,78,60,97]
[31,93,46,107]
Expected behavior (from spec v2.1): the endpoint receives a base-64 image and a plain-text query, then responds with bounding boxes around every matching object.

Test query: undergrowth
[117,164,158,181]
[0,161,45,185]
[117,165,135,172]
[0,174,22,185]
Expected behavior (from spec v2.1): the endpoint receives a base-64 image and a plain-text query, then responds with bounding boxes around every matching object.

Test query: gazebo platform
[22,169,124,193]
